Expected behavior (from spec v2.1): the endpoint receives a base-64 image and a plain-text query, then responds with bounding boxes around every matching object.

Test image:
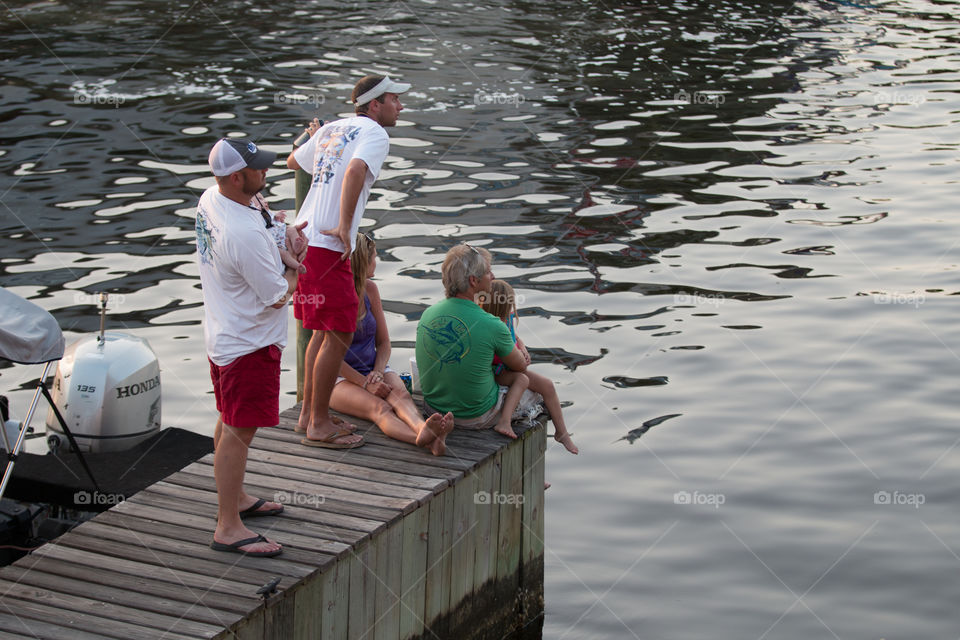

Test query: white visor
[354,76,411,106]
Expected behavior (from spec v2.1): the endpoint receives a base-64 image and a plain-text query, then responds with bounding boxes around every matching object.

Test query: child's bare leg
[278,247,306,274]
[494,371,528,439]
[526,370,578,454]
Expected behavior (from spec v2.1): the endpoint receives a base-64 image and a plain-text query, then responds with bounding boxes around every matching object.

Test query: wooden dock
[0,404,546,639]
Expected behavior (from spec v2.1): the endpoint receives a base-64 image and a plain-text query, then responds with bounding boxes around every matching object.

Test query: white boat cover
[0,288,64,364]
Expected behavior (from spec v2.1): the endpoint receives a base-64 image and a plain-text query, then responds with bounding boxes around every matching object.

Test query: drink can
[399,373,412,394]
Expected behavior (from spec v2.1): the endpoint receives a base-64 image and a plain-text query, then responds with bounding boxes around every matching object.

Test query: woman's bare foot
[555,431,578,454]
[494,421,518,439]
[428,412,454,456]
[415,413,443,448]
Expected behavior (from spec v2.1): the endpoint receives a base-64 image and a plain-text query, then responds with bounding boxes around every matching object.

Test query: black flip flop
[239,497,284,519]
[210,534,282,557]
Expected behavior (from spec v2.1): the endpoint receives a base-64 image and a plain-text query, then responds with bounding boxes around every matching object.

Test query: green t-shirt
[415,297,515,418]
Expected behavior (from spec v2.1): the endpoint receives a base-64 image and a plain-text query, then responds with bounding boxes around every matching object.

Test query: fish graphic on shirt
[313,125,362,186]
[420,316,470,368]
[196,204,217,266]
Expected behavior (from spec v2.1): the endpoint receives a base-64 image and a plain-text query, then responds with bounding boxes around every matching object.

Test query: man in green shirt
[416,244,529,434]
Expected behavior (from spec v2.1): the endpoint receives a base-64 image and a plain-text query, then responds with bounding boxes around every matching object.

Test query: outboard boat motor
[46,294,161,453]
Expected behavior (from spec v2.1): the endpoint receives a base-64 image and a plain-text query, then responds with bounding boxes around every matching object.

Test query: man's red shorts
[209,345,281,428]
[293,245,359,333]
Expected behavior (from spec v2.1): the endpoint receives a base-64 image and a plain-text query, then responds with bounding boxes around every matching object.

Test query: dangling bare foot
[555,431,578,454]
[415,413,443,448]
[428,412,454,456]
[494,420,517,439]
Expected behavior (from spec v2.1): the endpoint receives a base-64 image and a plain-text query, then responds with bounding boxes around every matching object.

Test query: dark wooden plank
[0,596,197,640]
[192,456,434,504]
[342,426,493,466]
[497,433,524,583]
[347,541,377,640]
[0,565,237,628]
[242,446,448,494]
[0,628,40,640]
[473,453,498,590]
[68,519,314,579]
[521,425,546,567]
[163,467,408,523]
[251,433,461,481]
[449,470,478,606]
[257,424,477,472]
[423,487,454,630]
[95,509,343,568]
[31,542,261,601]
[112,496,354,558]
[8,553,253,616]
[373,523,403,640]
[53,532,298,589]
[398,507,429,639]
[0,611,109,640]
[174,463,414,516]
[0,576,222,638]
[319,554,349,639]
[135,483,377,543]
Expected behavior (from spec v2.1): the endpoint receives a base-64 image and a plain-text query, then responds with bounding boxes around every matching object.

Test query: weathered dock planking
[0,403,546,639]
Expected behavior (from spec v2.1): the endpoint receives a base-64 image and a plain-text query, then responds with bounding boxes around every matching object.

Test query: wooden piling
[292,135,312,403]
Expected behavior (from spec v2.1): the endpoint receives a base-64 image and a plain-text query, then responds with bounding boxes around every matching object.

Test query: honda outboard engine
[45,295,161,453]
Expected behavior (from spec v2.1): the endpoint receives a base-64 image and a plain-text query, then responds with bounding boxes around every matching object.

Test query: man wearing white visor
[286,74,409,448]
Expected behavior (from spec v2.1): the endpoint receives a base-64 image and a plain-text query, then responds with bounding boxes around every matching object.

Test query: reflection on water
[2,0,960,636]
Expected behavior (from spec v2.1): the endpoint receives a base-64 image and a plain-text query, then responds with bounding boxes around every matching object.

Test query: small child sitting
[481,280,578,454]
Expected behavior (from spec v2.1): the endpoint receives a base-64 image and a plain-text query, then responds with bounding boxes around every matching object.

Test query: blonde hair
[441,244,491,298]
[350,233,377,325]
[480,279,516,322]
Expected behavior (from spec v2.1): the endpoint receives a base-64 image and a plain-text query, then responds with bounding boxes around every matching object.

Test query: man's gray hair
[442,244,491,298]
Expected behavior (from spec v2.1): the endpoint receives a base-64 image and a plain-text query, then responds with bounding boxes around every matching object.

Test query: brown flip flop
[301,427,364,449]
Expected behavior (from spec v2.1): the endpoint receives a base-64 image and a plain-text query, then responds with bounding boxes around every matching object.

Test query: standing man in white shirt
[286,75,409,449]
[197,138,302,557]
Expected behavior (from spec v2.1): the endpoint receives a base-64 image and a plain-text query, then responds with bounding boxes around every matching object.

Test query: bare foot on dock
[303,417,363,449]
[554,431,578,454]
[427,412,454,456]
[494,420,518,439]
[415,412,443,448]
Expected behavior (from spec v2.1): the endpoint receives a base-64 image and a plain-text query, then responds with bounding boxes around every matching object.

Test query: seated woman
[330,233,453,455]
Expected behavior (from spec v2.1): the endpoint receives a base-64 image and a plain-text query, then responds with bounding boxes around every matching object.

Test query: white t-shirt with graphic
[196,186,288,366]
[292,115,389,253]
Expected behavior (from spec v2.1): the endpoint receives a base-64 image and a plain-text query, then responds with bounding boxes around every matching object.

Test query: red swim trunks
[209,345,281,428]
[293,246,359,333]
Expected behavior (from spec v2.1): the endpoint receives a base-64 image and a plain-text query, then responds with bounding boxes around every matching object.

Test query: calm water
[2,0,959,637]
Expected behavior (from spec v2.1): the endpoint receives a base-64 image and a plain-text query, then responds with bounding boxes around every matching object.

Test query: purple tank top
[344,295,376,375]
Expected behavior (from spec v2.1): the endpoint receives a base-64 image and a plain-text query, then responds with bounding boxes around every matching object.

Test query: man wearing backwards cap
[197,138,302,557]
[286,74,409,448]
